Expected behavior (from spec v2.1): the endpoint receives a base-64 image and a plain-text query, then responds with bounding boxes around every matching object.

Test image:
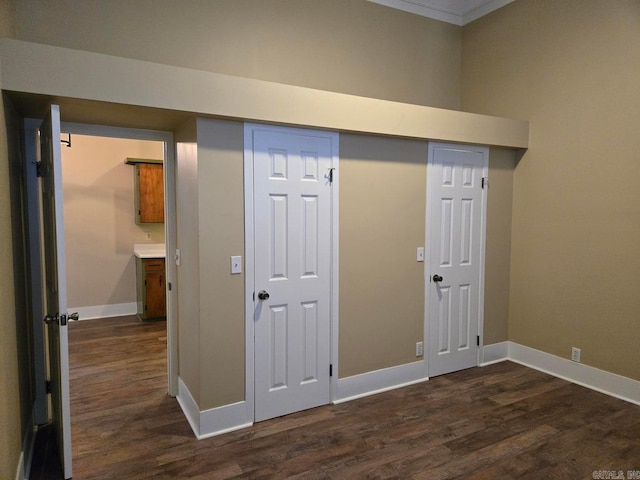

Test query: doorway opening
[25,113,178,477]
[59,132,171,463]
[60,134,165,320]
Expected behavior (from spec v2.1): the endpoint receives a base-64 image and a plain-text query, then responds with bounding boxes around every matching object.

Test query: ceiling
[368,0,514,25]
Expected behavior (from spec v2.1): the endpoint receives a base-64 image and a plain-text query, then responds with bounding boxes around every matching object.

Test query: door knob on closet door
[432,274,443,283]
[257,290,270,300]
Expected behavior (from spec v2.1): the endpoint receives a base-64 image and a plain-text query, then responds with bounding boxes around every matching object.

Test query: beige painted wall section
[175,119,201,402]
[175,119,245,410]
[462,0,640,380]
[1,1,22,469]
[483,148,517,345]
[195,119,245,409]
[62,135,164,309]
[0,94,21,480]
[12,0,461,109]
[339,134,426,377]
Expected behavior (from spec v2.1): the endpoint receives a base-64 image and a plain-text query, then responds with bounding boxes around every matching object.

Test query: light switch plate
[231,256,242,274]
[417,247,425,262]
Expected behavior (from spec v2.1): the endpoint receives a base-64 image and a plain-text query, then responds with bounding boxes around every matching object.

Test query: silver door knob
[258,290,270,300]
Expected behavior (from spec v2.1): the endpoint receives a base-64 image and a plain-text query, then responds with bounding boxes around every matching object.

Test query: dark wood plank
[49,315,640,479]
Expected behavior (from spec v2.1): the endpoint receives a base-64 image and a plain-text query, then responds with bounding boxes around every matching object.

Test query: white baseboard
[480,341,509,366]
[199,401,252,440]
[14,452,24,480]
[334,360,428,404]
[176,377,201,438]
[177,377,252,440]
[507,342,640,406]
[68,302,137,320]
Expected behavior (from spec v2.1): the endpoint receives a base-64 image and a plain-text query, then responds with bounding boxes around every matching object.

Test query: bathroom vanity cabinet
[136,257,166,320]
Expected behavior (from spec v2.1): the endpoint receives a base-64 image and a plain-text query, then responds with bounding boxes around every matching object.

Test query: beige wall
[175,119,245,410]
[0,89,22,480]
[175,119,201,401]
[12,0,461,110]
[462,0,640,380]
[62,134,164,309]
[483,148,517,345]
[1,2,22,474]
[339,134,426,377]
[196,119,245,408]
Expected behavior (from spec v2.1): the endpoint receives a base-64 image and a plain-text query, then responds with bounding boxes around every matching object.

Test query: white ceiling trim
[462,0,514,24]
[368,0,514,26]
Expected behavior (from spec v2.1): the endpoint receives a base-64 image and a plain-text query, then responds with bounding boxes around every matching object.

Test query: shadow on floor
[30,424,64,480]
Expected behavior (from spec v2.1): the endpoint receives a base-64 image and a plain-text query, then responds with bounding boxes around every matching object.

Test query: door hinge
[481,177,489,189]
[329,364,333,377]
[46,380,52,394]
[36,161,45,177]
[60,133,71,148]
[477,335,480,346]
[328,167,335,184]
[168,282,172,291]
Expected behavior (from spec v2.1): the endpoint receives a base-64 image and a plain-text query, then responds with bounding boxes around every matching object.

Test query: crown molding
[368,0,514,26]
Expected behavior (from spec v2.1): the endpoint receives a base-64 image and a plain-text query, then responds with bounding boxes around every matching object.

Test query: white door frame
[243,123,339,421]
[424,142,489,373]
[26,121,179,397]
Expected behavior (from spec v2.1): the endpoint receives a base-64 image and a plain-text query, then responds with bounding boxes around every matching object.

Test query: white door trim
[244,123,339,422]
[57,122,178,396]
[424,142,489,374]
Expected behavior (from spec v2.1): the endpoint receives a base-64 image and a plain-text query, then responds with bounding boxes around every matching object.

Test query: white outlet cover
[571,347,581,362]
[417,247,425,262]
[231,256,242,274]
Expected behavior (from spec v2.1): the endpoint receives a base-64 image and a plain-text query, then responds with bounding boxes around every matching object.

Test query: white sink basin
[133,243,166,259]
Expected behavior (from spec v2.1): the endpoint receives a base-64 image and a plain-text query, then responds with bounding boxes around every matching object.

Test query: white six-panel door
[426,143,488,377]
[249,125,336,422]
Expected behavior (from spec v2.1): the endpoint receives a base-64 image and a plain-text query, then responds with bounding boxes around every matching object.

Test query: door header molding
[1,39,528,149]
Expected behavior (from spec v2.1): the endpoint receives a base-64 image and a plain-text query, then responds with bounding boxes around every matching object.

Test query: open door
[39,105,73,479]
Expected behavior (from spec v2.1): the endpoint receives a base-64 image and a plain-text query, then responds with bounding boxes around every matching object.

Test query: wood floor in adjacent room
[59,315,640,479]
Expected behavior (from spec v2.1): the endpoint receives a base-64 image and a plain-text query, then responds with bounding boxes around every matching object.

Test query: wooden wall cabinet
[136,257,166,320]
[126,158,164,224]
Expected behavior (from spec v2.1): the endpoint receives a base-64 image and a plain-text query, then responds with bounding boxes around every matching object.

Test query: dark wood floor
[39,315,640,479]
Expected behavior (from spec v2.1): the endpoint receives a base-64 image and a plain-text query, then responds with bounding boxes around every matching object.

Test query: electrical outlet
[571,347,581,363]
[145,232,151,240]
[416,341,423,357]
